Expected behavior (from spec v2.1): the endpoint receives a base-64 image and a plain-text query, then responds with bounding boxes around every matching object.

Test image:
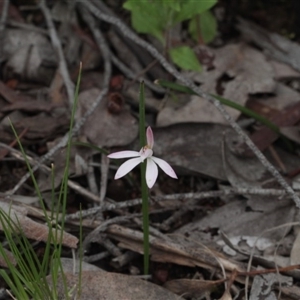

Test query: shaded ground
[1,0,300,299]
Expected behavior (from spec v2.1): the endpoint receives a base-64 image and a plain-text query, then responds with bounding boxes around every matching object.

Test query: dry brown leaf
[0,202,78,248]
[164,278,225,298]
[50,271,181,300]
[1,99,57,113]
[219,290,233,300]
[0,80,30,104]
[0,248,17,268]
[237,17,300,72]
[48,70,66,105]
[177,198,295,246]
[152,124,300,182]
[290,228,300,265]
[270,60,300,80]
[157,43,275,126]
[280,285,300,299]
[107,225,245,274]
[280,126,300,144]
[76,88,138,147]
[3,29,56,83]
[2,111,69,141]
[250,267,292,300]
[251,82,300,111]
[52,257,104,274]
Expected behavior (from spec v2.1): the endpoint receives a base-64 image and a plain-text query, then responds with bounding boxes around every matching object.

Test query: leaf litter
[1,1,300,299]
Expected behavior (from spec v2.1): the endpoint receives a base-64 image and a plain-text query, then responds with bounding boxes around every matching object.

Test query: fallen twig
[39,0,74,106]
[65,187,298,221]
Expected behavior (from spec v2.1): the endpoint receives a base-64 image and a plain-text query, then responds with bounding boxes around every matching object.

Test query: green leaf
[189,10,217,43]
[123,0,169,42]
[173,0,217,23]
[161,0,181,11]
[200,10,217,43]
[169,46,202,71]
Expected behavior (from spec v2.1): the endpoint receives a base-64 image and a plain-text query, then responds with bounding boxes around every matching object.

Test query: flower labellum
[107,127,177,188]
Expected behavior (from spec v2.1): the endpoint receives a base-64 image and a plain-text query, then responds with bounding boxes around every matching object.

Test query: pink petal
[151,157,177,179]
[107,151,140,159]
[146,126,154,149]
[146,158,158,188]
[114,157,142,179]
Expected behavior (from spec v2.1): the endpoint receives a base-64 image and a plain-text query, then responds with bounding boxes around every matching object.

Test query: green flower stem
[141,161,149,275]
[139,82,150,275]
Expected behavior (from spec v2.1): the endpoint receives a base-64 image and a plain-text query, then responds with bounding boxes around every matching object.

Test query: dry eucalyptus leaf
[280,126,300,144]
[252,82,300,111]
[77,88,138,147]
[164,278,225,298]
[157,43,275,126]
[177,198,295,246]
[52,257,104,274]
[107,225,245,274]
[219,290,233,300]
[2,111,69,142]
[270,60,300,80]
[250,266,292,300]
[0,248,17,268]
[290,228,300,265]
[237,17,300,72]
[0,202,78,248]
[152,124,300,182]
[219,232,275,257]
[50,271,181,300]
[153,124,230,180]
[3,29,56,83]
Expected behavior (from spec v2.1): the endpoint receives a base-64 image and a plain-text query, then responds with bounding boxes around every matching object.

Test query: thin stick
[110,53,165,93]
[80,0,300,207]
[39,0,74,106]
[65,187,299,221]
[99,153,109,203]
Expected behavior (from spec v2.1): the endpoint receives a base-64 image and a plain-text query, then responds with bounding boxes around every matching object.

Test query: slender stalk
[139,82,150,275]
[57,62,83,299]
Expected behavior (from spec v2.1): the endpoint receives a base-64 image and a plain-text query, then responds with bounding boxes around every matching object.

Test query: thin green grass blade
[139,82,150,275]
[41,166,55,277]
[55,63,83,299]
[0,208,49,299]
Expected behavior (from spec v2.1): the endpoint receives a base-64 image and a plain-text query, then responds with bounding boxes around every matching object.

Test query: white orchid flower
[107,126,177,188]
